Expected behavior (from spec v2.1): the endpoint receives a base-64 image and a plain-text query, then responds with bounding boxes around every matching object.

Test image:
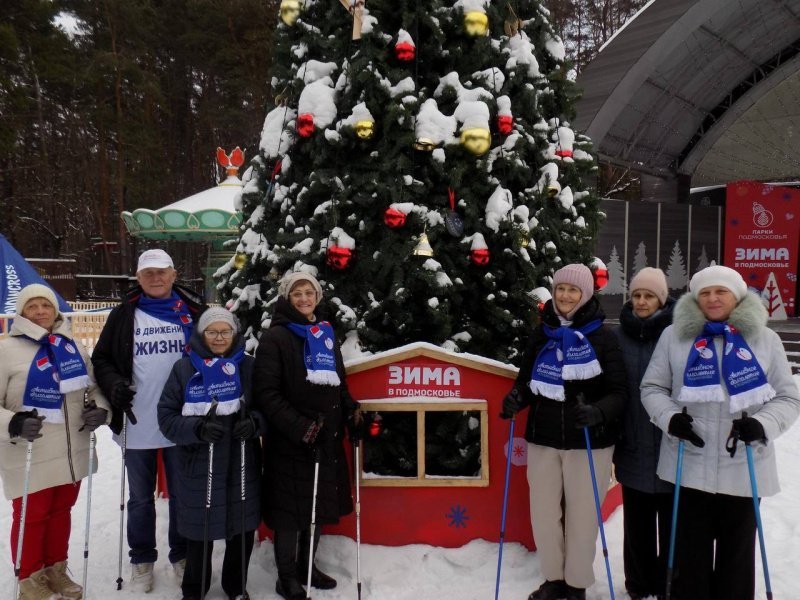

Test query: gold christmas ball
[355,119,375,140]
[460,127,491,155]
[280,0,301,25]
[413,137,437,151]
[464,11,489,36]
[233,252,247,270]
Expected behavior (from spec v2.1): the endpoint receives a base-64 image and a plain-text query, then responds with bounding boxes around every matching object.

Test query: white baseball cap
[137,249,174,272]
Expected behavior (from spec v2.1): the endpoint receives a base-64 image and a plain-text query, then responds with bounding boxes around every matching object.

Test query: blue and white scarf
[23,334,90,423]
[529,319,603,401]
[287,321,340,386]
[138,292,193,353]
[182,346,245,416]
[679,321,775,413]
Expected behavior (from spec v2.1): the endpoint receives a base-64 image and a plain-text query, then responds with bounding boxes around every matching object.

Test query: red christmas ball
[593,268,609,291]
[383,206,407,228]
[395,41,416,62]
[470,248,490,266]
[496,115,513,136]
[296,113,315,138]
[326,245,352,270]
[369,415,383,437]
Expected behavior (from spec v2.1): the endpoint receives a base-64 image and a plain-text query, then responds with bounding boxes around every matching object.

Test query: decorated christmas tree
[217,0,600,365]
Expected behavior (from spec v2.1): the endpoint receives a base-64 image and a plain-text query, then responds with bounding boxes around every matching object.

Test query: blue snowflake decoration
[445,504,470,528]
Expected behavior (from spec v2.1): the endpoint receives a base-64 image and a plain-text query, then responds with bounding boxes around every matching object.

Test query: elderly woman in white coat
[0,284,110,600]
[641,266,800,600]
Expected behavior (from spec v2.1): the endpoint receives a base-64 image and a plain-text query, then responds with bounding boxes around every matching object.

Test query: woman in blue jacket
[159,307,262,600]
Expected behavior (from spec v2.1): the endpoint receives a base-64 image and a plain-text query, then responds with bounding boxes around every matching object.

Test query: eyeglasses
[203,329,234,340]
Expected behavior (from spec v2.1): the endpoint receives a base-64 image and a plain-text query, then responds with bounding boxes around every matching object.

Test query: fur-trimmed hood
[673,290,767,341]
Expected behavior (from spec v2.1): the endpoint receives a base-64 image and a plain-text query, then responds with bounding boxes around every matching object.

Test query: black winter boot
[528,579,567,600]
[564,584,585,600]
[298,564,337,590]
[275,576,306,600]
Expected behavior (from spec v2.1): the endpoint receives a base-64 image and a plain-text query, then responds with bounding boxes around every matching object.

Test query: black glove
[573,403,604,428]
[500,388,524,419]
[8,410,45,441]
[302,419,323,446]
[80,406,108,431]
[668,411,705,448]
[196,404,224,444]
[731,416,766,444]
[110,382,135,412]
[347,409,364,443]
[232,414,258,440]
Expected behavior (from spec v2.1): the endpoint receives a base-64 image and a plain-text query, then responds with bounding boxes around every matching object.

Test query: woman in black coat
[158,307,262,600]
[613,268,675,600]
[253,272,360,600]
[501,264,627,600]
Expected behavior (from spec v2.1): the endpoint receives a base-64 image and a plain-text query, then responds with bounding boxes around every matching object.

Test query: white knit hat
[197,307,239,335]
[629,267,669,306]
[15,283,59,316]
[689,265,747,301]
[278,271,322,301]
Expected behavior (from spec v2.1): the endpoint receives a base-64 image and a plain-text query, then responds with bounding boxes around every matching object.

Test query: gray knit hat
[197,307,239,335]
[278,271,322,301]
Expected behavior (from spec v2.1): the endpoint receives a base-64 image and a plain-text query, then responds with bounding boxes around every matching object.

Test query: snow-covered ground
[2,376,799,599]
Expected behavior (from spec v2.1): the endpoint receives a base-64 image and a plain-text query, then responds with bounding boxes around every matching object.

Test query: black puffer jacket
[92,284,206,434]
[157,332,262,541]
[613,298,675,493]
[513,297,627,449]
[252,297,358,531]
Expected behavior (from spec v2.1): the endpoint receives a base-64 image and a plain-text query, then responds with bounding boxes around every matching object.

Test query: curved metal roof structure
[574,0,800,191]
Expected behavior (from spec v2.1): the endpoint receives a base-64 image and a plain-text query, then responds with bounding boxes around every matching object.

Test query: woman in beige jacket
[0,284,110,600]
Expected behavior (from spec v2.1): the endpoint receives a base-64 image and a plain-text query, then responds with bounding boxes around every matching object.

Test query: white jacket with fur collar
[641,292,800,497]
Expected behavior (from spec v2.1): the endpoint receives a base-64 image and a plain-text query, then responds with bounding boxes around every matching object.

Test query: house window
[358,398,489,487]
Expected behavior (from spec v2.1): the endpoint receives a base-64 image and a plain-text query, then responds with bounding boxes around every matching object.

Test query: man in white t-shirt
[92,249,206,593]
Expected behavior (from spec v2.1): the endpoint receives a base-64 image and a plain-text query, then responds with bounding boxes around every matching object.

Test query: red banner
[725,181,799,317]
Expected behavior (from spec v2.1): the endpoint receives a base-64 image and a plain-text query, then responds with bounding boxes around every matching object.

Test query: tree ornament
[412,232,434,257]
[551,119,575,160]
[327,245,353,270]
[496,115,513,136]
[279,0,301,25]
[532,286,552,312]
[368,413,383,437]
[444,188,464,238]
[355,119,375,140]
[471,248,490,265]
[590,257,609,291]
[384,206,407,228]
[460,128,491,156]
[413,137,437,152]
[233,252,247,270]
[464,11,489,36]
[296,113,315,138]
[395,41,416,62]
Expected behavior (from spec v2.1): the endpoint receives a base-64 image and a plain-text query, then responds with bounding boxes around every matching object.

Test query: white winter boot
[130,562,155,593]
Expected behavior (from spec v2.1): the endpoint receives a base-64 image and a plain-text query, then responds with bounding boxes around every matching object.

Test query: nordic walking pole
[665,412,687,600]
[578,394,615,600]
[12,440,34,600]
[82,429,96,597]
[116,412,129,590]
[239,406,250,600]
[494,417,516,600]
[354,439,362,600]
[741,411,773,600]
[201,400,218,600]
[307,418,323,600]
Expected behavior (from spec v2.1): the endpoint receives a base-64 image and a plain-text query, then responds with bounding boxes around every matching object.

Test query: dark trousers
[273,527,322,580]
[621,486,672,598]
[181,530,255,599]
[673,488,756,600]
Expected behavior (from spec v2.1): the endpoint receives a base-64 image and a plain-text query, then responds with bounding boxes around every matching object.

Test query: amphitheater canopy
[574,0,800,190]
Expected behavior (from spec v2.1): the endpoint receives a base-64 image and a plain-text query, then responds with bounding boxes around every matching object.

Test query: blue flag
[0,234,71,314]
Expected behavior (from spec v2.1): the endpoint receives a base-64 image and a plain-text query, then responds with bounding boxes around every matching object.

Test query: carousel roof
[121,148,244,241]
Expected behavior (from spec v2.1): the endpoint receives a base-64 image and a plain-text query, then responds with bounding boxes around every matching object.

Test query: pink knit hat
[629,267,668,306]
[552,263,594,317]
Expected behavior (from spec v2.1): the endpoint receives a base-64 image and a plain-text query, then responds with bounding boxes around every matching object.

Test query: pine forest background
[0,0,648,279]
